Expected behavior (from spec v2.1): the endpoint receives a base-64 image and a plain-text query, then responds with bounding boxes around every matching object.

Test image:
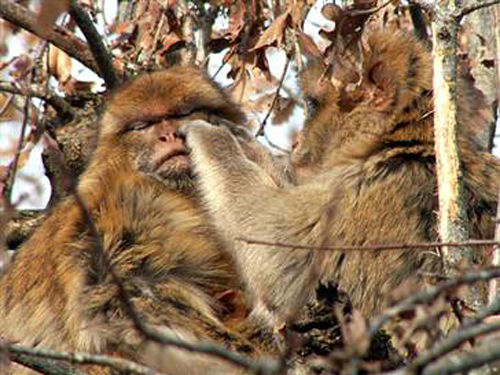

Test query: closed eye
[125,108,212,132]
[128,120,155,132]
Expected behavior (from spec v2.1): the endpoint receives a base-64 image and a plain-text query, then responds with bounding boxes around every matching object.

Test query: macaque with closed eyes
[182,27,499,330]
[0,67,282,375]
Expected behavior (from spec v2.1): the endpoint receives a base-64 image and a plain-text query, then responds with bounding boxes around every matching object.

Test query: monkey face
[124,112,219,192]
[98,67,246,192]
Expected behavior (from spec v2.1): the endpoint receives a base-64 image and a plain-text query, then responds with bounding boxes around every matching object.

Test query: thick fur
[0,67,273,375]
[183,27,499,330]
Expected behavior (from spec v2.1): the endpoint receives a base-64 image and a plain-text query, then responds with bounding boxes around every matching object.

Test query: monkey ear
[367,60,394,92]
[216,289,249,326]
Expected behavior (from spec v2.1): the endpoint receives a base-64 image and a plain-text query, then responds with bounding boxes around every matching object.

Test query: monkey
[0,66,281,375]
[181,27,499,333]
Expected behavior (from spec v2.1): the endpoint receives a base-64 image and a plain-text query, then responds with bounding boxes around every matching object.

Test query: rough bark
[432,1,484,312]
[462,0,498,149]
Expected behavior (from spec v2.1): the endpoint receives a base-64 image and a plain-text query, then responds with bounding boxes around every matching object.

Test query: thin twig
[0,93,14,117]
[256,57,290,136]
[68,1,119,89]
[0,84,74,118]
[458,0,500,20]
[238,237,500,252]
[211,59,228,80]
[6,344,164,375]
[5,95,30,205]
[490,189,500,304]
[263,132,291,154]
[8,349,86,375]
[368,267,500,336]
[422,338,500,375]
[411,308,500,372]
[0,0,98,73]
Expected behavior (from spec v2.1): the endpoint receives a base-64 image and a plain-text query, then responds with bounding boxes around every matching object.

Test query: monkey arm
[183,120,332,325]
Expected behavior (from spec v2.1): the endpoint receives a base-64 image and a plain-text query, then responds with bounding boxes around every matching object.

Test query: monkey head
[292,29,434,179]
[94,66,245,192]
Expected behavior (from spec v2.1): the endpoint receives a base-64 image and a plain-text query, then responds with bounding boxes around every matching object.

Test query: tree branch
[0,84,74,119]
[490,189,500,303]
[8,350,84,375]
[6,344,164,375]
[68,1,119,89]
[368,267,500,336]
[0,0,98,74]
[422,338,500,375]
[256,57,290,137]
[238,237,500,252]
[458,0,500,20]
[411,314,500,372]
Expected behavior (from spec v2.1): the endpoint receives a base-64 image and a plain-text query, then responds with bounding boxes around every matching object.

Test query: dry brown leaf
[37,0,70,36]
[272,96,296,125]
[296,32,321,57]
[0,94,20,122]
[16,151,31,170]
[48,47,72,83]
[250,92,275,112]
[321,3,342,22]
[226,1,245,41]
[60,78,93,95]
[113,21,135,35]
[158,33,184,55]
[251,12,291,51]
[229,69,251,104]
[287,0,315,28]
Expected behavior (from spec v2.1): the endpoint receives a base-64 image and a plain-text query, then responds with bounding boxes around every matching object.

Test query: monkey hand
[181,119,248,171]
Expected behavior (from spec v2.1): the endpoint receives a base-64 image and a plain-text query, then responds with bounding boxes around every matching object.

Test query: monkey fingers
[181,119,269,187]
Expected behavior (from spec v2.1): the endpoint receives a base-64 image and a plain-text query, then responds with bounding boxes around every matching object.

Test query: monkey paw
[181,119,244,169]
[179,119,216,136]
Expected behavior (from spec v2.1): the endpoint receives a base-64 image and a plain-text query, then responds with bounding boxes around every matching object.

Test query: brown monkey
[0,67,277,375]
[182,27,499,328]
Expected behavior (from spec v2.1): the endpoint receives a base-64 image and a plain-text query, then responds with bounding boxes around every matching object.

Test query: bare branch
[0,84,74,119]
[422,338,500,375]
[368,267,500,336]
[238,237,500,252]
[490,189,500,303]
[256,57,290,137]
[8,349,84,375]
[6,344,165,375]
[68,1,119,89]
[411,312,500,371]
[4,95,30,205]
[0,0,98,73]
[458,0,500,20]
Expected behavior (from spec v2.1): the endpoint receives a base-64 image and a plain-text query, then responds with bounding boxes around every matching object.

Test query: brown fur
[0,67,274,375]
[183,28,499,332]
[299,28,499,316]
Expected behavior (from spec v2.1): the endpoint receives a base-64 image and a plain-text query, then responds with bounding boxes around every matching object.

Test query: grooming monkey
[0,67,282,375]
[183,27,499,327]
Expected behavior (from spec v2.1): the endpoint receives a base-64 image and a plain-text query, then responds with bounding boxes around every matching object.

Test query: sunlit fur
[0,67,273,375]
[183,27,499,338]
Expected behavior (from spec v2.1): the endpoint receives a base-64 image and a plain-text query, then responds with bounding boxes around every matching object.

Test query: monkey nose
[157,123,182,143]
